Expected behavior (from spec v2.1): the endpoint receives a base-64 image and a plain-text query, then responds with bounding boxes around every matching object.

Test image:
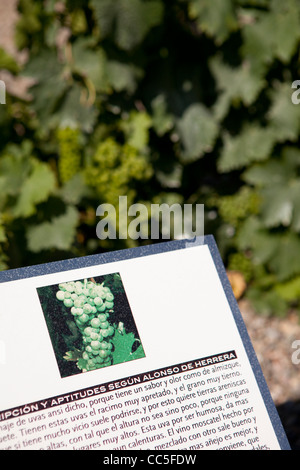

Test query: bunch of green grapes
[84,137,153,207]
[216,187,261,227]
[56,279,115,372]
[56,127,82,184]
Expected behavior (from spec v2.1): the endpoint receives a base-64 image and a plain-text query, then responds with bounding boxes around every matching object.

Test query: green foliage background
[1,0,300,317]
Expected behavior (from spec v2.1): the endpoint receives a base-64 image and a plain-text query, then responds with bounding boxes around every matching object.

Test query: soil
[240,300,300,450]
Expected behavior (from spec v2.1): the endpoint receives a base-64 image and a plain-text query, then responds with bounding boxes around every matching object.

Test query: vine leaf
[275,276,300,302]
[176,103,218,163]
[107,61,143,94]
[26,205,79,252]
[268,233,300,282]
[71,38,109,92]
[112,329,145,365]
[260,184,297,229]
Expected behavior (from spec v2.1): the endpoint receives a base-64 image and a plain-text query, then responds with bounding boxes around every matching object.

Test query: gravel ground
[240,300,300,450]
[1,0,300,451]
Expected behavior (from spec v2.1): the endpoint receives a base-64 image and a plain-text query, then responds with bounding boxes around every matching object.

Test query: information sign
[0,236,290,450]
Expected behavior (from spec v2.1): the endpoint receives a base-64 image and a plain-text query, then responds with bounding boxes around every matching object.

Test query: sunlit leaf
[26,206,79,252]
[210,55,265,121]
[112,329,145,365]
[90,0,164,50]
[267,81,300,142]
[13,161,56,218]
[218,124,275,172]
[188,0,238,44]
[176,103,218,163]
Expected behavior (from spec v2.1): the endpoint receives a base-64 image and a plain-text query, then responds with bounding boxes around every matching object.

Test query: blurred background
[1,0,300,448]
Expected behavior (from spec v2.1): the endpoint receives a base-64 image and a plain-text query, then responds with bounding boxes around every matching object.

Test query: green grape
[91,340,101,350]
[83,303,93,314]
[99,290,107,300]
[101,329,110,338]
[99,349,109,359]
[56,127,82,184]
[105,301,114,309]
[98,313,107,322]
[97,303,106,312]
[107,326,114,336]
[98,333,104,343]
[56,291,65,301]
[74,298,84,308]
[94,356,104,364]
[71,307,77,316]
[90,332,100,341]
[65,283,75,293]
[94,297,103,307]
[90,317,101,328]
[83,327,93,336]
[77,313,89,324]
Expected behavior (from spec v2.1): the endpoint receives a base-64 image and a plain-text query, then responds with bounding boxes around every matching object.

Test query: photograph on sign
[36,273,145,378]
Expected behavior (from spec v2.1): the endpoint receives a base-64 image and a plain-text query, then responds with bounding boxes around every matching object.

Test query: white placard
[0,236,290,451]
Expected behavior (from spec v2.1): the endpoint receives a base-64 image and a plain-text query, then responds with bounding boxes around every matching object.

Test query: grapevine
[56,278,115,372]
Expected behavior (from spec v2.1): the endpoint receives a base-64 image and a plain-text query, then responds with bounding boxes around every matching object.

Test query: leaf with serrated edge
[26,206,79,252]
